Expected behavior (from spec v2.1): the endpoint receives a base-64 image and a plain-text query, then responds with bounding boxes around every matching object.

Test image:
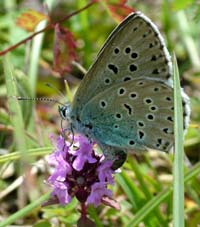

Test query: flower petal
[86,182,112,207]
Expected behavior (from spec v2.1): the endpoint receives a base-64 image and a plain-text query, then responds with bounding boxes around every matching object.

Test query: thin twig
[0,1,97,56]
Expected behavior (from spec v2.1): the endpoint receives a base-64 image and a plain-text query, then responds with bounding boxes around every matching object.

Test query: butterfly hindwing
[80,79,174,152]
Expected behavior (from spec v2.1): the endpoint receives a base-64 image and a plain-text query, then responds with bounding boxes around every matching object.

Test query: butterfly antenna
[45,83,65,98]
[16,96,65,106]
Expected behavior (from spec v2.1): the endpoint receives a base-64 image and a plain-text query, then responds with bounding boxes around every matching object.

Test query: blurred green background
[0,0,199,226]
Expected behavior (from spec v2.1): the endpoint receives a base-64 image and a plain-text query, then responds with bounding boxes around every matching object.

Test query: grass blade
[0,193,50,227]
[126,162,200,227]
[173,54,185,227]
[3,55,27,161]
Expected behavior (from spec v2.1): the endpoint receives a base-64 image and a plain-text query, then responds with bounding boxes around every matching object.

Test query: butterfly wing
[71,12,173,118]
[80,79,176,152]
[67,11,190,169]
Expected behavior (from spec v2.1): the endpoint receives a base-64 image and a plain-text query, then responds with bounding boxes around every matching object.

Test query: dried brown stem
[0,1,97,56]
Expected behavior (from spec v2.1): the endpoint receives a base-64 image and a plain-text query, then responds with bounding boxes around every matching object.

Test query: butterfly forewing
[71,12,172,117]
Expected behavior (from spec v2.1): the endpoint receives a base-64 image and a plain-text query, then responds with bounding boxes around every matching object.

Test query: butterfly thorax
[71,114,94,139]
[59,104,94,139]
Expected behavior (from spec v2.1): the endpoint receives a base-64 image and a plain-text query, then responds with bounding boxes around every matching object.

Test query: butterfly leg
[99,144,127,170]
[60,118,75,144]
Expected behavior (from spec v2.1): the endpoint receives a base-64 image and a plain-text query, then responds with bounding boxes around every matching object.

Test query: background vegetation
[0,0,199,226]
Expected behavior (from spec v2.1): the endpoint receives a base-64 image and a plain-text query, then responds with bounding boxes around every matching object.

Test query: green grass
[173,55,185,227]
[3,55,27,169]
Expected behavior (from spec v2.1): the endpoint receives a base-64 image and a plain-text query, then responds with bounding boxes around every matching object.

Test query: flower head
[46,134,117,208]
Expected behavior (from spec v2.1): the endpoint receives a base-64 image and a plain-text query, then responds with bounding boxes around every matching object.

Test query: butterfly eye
[59,106,66,119]
[59,105,71,120]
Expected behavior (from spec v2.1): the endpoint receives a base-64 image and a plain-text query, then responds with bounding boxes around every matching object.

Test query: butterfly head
[58,104,71,121]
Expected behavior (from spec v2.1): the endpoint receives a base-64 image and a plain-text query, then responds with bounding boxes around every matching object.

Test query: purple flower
[47,136,72,182]
[46,134,117,209]
[51,181,71,205]
[68,135,97,171]
[97,159,114,184]
[86,182,112,207]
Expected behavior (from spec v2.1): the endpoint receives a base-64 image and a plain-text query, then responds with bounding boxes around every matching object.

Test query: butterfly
[59,12,190,169]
